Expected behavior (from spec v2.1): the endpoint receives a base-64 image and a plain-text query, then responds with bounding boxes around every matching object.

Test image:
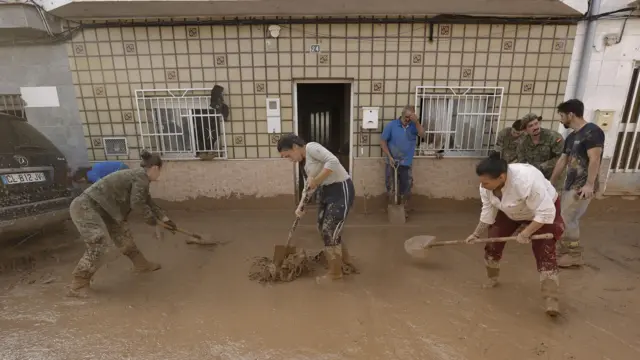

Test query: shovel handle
[429,233,554,248]
[287,186,315,247]
[159,222,203,240]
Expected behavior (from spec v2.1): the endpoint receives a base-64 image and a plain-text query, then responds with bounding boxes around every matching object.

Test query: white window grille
[0,94,26,119]
[611,63,640,173]
[414,86,504,157]
[135,88,227,159]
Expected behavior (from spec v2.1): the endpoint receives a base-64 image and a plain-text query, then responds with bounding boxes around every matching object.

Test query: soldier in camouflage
[494,119,524,163]
[516,113,565,179]
[66,151,177,297]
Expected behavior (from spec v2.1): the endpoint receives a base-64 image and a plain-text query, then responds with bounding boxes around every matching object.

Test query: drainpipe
[561,0,601,135]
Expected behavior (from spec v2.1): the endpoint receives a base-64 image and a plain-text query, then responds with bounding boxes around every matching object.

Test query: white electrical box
[266,98,281,133]
[594,109,614,131]
[362,107,379,129]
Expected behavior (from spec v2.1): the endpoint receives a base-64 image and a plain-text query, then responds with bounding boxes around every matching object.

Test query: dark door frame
[292,79,354,203]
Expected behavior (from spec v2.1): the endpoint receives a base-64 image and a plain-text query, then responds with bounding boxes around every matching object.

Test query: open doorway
[295,82,352,202]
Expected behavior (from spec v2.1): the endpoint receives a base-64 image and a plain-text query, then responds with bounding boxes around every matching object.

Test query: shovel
[387,161,406,224]
[273,185,315,267]
[158,222,225,246]
[404,233,554,259]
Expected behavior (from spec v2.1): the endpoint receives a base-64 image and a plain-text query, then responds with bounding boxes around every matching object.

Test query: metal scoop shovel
[405,233,554,259]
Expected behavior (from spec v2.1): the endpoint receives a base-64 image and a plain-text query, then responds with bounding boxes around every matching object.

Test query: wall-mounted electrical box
[594,109,614,131]
[362,107,379,129]
[266,98,281,133]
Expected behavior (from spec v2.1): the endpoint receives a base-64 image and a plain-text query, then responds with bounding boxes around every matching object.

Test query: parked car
[0,113,79,241]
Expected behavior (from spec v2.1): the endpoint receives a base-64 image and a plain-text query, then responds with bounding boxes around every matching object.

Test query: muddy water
[1,200,640,359]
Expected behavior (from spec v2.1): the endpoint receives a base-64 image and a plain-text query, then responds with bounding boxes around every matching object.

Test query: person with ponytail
[277,133,355,283]
[66,150,177,297]
[466,151,565,317]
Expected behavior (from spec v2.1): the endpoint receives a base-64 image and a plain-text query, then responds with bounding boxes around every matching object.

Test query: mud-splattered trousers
[316,179,355,247]
[70,193,142,277]
[558,189,590,255]
[485,197,565,277]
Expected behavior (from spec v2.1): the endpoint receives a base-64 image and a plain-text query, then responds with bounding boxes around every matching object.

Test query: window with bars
[0,94,26,119]
[611,63,640,172]
[135,90,227,159]
[414,86,503,157]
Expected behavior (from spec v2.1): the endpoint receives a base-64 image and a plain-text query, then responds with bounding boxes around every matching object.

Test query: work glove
[465,233,479,244]
[163,218,177,234]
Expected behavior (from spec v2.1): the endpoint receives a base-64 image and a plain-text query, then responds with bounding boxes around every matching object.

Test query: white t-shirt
[479,163,558,224]
[304,142,350,186]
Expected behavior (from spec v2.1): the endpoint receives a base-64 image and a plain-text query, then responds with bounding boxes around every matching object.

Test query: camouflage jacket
[83,167,165,225]
[516,128,565,179]
[495,127,522,163]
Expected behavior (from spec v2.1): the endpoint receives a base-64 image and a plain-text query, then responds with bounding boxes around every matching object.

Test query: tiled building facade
[66,19,577,205]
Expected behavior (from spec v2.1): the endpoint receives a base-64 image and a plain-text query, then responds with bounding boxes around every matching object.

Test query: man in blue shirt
[380,105,425,216]
[73,161,129,184]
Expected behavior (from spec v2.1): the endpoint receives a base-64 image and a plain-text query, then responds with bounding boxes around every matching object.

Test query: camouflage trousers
[70,194,140,277]
[559,189,591,255]
[484,198,565,274]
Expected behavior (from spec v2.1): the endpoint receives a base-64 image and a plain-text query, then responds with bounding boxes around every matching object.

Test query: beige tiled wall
[68,19,576,161]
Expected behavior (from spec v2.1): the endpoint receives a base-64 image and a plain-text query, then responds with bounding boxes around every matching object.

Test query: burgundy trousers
[485,198,565,273]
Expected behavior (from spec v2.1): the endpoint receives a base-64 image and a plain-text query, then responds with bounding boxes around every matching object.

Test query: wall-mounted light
[268,25,281,38]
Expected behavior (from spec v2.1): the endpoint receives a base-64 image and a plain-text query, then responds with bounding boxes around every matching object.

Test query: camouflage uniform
[516,128,565,179]
[494,127,522,163]
[68,168,165,296]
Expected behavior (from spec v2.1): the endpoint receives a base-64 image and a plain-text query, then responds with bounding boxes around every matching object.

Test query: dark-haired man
[550,99,605,268]
[517,113,564,179]
[494,119,524,163]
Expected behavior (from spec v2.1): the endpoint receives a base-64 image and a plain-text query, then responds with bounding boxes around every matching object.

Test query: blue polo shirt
[381,118,418,166]
[87,161,129,183]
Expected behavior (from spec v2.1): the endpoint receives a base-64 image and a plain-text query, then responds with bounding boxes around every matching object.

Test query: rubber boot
[316,246,343,284]
[125,249,161,273]
[483,259,500,288]
[341,243,358,275]
[541,278,560,317]
[66,272,93,298]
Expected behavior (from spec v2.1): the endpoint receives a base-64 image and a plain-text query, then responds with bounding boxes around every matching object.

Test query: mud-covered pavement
[1,199,640,360]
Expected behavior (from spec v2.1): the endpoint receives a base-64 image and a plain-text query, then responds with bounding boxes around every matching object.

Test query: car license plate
[1,172,47,185]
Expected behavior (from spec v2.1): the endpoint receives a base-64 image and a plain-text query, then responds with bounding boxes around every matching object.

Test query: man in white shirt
[466,153,565,317]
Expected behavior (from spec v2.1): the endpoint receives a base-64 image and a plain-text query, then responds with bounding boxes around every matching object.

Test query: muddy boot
[341,243,358,275]
[316,246,344,284]
[541,278,560,317]
[557,252,584,268]
[483,259,500,288]
[125,250,161,273]
[66,272,93,298]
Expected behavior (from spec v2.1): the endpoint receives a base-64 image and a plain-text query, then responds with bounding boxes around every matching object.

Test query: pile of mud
[248,250,358,284]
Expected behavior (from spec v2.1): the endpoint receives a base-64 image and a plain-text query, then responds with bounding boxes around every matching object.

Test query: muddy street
[1,200,640,360]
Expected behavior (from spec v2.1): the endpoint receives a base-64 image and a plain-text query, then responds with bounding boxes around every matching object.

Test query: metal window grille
[103,137,129,156]
[0,94,26,119]
[135,89,227,159]
[611,64,640,173]
[414,86,504,157]
[310,111,331,148]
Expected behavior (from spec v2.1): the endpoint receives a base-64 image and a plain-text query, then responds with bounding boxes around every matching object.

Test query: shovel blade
[273,245,297,267]
[404,235,437,259]
[387,204,406,225]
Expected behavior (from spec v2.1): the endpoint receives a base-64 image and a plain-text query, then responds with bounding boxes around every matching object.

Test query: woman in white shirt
[466,152,565,317]
[277,134,355,283]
